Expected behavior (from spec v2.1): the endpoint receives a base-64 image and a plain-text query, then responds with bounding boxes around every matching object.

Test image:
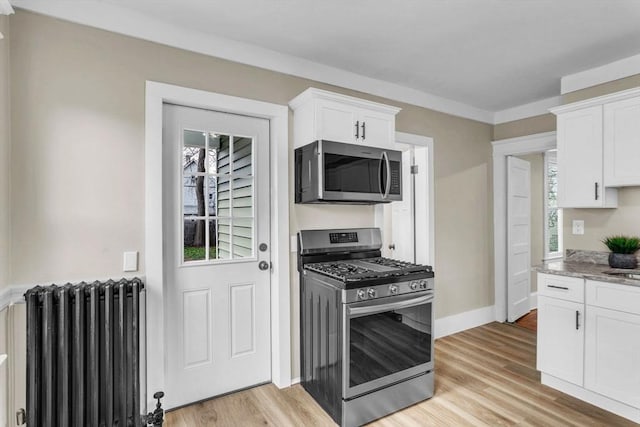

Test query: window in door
[544,150,562,260]
[182,129,255,263]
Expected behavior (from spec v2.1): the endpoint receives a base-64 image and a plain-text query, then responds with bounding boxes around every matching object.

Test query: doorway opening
[492,132,557,324]
[376,132,435,267]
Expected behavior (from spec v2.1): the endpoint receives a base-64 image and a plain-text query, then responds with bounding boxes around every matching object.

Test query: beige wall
[516,153,544,293]
[8,10,494,382]
[0,16,10,290]
[493,113,556,141]
[563,74,640,104]
[563,188,640,251]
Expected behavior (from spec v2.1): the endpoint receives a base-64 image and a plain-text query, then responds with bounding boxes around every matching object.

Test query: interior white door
[389,148,414,262]
[507,156,531,322]
[380,144,430,266]
[162,104,271,409]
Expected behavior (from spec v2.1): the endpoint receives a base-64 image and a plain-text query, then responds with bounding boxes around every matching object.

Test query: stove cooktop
[304,257,433,283]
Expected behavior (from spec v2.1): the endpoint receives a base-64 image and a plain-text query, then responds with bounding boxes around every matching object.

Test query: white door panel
[507,156,531,322]
[163,104,271,409]
[389,149,414,262]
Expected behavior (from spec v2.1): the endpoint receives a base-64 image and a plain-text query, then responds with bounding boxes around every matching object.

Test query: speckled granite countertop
[533,250,640,287]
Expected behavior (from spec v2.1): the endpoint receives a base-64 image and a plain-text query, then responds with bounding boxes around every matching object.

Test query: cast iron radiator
[24,278,158,427]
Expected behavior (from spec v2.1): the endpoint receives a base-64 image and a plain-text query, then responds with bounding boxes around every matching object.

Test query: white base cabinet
[584,279,640,409]
[537,295,584,386]
[536,273,640,423]
[585,306,640,408]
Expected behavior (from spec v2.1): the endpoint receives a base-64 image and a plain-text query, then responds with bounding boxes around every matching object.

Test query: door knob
[388,244,396,250]
[259,261,270,271]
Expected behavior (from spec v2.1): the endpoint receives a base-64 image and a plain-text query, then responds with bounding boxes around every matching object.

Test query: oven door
[343,291,434,399]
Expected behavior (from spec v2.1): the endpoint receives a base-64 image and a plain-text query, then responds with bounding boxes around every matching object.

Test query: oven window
[349,303,432,387]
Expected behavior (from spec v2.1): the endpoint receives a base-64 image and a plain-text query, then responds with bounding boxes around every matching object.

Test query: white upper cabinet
[554,105,617,208]
[290,88,401,149]
[604,96,640,186]
[550,86,640,208]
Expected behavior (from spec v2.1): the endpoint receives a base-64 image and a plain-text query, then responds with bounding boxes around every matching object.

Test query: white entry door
[162,104,271,409]
[507,156,531,322]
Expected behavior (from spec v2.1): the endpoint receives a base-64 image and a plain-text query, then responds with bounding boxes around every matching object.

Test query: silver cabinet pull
[547,284,569,290]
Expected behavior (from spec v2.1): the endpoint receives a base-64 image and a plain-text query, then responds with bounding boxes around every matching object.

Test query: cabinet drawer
[586,280,640,315]
[538,273,584,303]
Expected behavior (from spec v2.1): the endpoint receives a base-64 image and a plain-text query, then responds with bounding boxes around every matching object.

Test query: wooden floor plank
[165,322,635,426]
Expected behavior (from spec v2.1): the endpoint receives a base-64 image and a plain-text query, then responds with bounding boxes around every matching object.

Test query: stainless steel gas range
[298,228,435,427]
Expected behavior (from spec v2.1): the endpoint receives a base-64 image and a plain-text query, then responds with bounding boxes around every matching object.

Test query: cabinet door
[316,100,359,144]
[557,106,614,208]
[585,306,640,408]
[604,97,640,186]
[359,109,395,149]
[537,295,584,385]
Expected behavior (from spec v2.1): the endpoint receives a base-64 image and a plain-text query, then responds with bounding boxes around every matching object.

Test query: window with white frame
[544,150,562,259]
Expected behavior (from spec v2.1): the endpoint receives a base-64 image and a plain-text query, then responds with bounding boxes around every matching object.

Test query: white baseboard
[541,373,640,423]
[434,305,495,339]
[290,376,301,385]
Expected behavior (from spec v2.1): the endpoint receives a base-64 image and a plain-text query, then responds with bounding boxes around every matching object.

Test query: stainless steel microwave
[295,140,402,204]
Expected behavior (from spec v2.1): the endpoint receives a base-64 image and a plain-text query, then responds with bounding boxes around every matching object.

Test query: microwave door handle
[347,293,433,317]
[378,154,385,198]
[317,150,323,198]
[382,151,391,199]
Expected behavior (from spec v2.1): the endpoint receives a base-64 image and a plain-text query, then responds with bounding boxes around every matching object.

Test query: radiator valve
[145,391,165,426]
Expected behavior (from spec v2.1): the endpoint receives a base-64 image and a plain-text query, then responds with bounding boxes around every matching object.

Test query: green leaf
[601,235,640,254]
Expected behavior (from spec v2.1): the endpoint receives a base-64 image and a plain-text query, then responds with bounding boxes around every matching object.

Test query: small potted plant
[602,235,640,269]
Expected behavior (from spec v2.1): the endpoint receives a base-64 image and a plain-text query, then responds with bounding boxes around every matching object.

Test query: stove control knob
[389,285,399,295]
[420,280,427,289]
[410,281,418,290]
[357,289,367,300]
[367,288,377,298]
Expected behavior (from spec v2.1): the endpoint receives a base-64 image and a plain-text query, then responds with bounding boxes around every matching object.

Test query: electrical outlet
[123,251,139,272]
[572,220,585,235]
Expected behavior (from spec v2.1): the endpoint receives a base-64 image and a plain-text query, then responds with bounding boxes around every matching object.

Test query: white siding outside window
[544,150,563,260]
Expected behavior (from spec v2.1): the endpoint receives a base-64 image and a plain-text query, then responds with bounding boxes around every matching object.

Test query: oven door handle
[347,293,433,317]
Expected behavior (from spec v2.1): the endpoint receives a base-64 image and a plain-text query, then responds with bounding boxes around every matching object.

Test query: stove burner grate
[304,257,432,282]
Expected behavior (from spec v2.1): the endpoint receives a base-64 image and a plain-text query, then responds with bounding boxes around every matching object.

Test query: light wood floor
[165,322,635,426]
[515,309,537,332]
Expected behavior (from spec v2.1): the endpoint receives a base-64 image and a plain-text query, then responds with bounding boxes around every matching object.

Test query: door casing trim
[492,131,556,322]
[144,81,291,409]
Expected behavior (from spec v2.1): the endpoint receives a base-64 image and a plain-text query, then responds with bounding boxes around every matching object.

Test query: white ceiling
[11,0,640,120]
